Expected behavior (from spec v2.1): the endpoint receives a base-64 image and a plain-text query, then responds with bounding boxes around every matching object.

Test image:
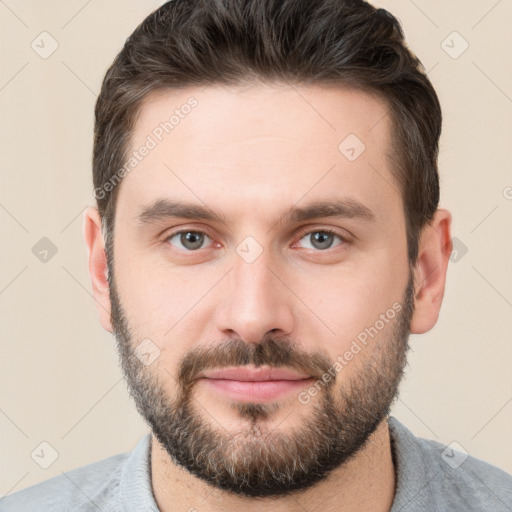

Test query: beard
[108,261,415,498]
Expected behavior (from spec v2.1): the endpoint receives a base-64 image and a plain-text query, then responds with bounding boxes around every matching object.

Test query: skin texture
[83,83,452,512]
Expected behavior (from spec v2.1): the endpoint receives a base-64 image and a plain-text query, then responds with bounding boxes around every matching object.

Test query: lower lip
[201,377,314,402]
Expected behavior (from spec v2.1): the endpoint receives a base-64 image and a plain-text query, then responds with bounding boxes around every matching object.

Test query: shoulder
[0,450,129,512]
[419,435,512,510]
[388,416,512,511]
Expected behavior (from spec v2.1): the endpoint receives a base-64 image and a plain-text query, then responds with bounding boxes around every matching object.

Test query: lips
[199,365,310,382]
[198,366,314,403]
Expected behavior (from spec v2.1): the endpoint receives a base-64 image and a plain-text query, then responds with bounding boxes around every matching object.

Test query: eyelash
[163,227,348,252]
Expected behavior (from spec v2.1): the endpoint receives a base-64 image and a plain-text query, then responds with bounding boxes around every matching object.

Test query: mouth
[198,365,314,402]
[199,365,311,382]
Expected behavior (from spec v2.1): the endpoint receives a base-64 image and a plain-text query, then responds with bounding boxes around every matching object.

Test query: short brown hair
[93,0,441,267]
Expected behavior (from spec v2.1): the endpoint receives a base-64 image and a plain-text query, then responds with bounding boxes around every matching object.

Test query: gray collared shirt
[1,416,511,511]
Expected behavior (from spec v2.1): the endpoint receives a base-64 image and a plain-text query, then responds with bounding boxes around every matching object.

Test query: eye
[166,230,213,251]
[296,229,345,250]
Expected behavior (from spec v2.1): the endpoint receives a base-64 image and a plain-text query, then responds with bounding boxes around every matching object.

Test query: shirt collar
[120,433,160,512]
[388,415,438,511]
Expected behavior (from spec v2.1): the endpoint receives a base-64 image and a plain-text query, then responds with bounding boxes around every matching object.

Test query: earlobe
[410,209,452,335]
[83,206,113,332]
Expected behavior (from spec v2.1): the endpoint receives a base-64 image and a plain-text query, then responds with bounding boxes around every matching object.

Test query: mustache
[176,337,334,388]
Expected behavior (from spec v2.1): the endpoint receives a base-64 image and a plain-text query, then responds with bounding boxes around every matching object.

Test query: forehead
[133,82,391,157]
[118,83,399,226]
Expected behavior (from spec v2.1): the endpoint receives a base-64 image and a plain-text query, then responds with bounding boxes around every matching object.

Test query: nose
[214,247,296,344]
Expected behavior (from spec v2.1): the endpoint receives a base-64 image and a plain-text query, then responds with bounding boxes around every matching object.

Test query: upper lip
[199,366,311,381]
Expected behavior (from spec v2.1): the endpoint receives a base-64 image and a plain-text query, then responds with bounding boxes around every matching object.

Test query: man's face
[109,84,414,497]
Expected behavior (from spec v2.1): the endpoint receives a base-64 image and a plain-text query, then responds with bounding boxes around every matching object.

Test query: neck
[150,417,397,512]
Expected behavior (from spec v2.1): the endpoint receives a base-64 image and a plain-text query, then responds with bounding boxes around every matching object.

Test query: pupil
[312,232,333,249]
[182,231,203,249]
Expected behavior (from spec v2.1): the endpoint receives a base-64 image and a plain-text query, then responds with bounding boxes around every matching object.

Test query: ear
[83,206,113,332]
[410,208,452,334]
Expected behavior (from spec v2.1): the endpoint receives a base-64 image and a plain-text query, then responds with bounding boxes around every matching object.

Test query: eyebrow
[136,197,376,227]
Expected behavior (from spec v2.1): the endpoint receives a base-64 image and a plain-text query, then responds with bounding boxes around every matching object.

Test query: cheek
[293,259,405,361]
[111,243,171,335]
[112,243,221,348]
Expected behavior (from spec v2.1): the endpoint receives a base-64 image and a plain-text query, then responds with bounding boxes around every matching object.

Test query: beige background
[1,0,511,496]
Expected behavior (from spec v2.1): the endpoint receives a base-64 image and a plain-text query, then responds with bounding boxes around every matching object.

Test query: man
[2,0,511,511]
